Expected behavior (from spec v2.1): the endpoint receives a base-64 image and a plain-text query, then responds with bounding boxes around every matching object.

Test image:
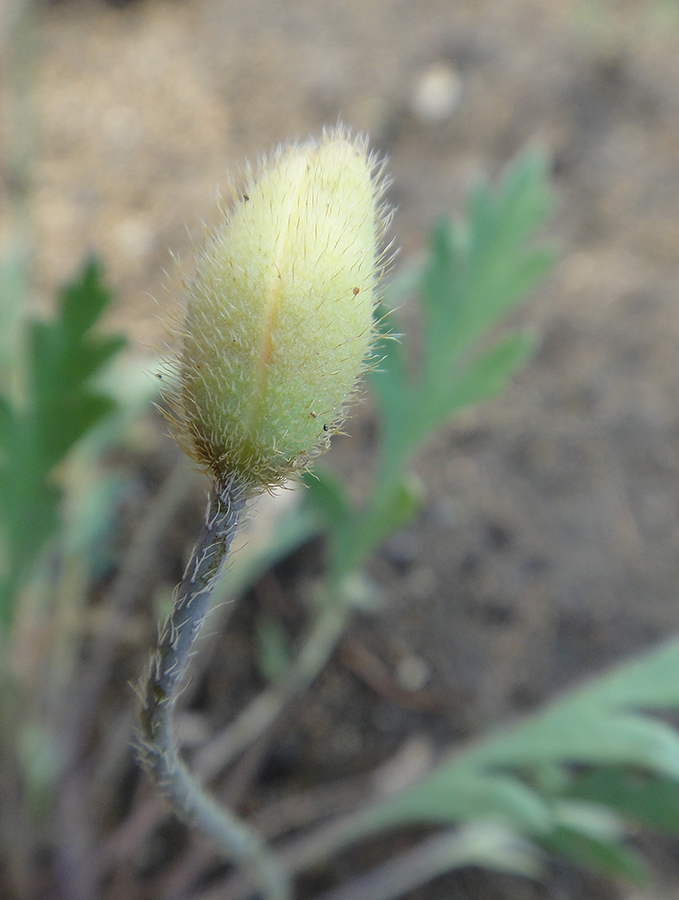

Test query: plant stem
[137,477,291,900]
[95,582,346,887]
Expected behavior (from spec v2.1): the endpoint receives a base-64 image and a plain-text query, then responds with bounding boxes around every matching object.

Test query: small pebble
[411,62,462,122]
[396,654,430,692]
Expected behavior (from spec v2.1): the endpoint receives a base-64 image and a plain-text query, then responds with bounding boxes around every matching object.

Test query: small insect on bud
[169,126,391,490]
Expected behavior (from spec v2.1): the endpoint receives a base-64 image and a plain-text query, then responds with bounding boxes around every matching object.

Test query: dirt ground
[6,0,679,898]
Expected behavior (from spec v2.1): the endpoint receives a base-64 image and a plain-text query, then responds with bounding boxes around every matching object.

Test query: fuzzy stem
[137,477,291,900]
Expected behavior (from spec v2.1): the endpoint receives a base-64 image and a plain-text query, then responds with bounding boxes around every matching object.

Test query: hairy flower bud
[170,127,391,489]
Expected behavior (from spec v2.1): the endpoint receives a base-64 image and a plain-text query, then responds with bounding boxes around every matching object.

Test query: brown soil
[5,0,679,898]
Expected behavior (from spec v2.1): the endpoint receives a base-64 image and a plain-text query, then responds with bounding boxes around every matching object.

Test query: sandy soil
[5,0,679,898]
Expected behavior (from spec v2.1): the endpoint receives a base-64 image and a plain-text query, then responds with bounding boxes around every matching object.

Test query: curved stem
[137,477,291,900]
[95,593,348,886]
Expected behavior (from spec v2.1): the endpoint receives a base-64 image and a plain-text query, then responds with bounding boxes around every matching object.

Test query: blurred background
[5,0,679,898]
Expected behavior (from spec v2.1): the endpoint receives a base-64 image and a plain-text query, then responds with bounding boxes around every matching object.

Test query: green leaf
[369,153,553,481]
[566,767,679,837]
[419,331,535,436]
[256,615,291,685]
[0,396,14,450]
[542,801,648,884]
[358,770,553,836]
[359,474,424,562]
[34,392,118,472]
[301,468,351,530]
[60,256,115,336]
[326,638,679,884]
[544,826,647,882]
[421,155,553,382]
[0,251,30,389]
[304,153,554,596]
[0,257,125,627]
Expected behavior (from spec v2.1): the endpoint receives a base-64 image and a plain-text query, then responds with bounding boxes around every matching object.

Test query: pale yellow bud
[169,127,391,489]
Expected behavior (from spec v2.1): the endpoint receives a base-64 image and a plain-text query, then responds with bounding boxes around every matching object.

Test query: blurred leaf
[333,638,679,883]
[544,800,648,884]
[358,769,553,835]
[381,258,425,309]
[256,615,291,685]
[58,353,165,575]
[358,474,424,564]
[302,468,351,530]
[320,153,554,580]
[371,154,552,465]
[544,827,646,883]
[566,767,679,837]
[426,330,535,429]
[0,257,125,627]
[0,396,14,451]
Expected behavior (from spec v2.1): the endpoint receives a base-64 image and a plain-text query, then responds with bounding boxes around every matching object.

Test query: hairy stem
[137,477,291,900]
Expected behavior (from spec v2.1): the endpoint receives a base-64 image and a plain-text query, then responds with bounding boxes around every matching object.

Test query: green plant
[4,122,679,900]
[138,137,555,900]
[0,254,141,897]
[0,259,125,625]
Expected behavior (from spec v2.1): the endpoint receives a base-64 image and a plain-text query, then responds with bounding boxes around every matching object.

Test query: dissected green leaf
[331,638,679,884]
[479,711,679,780]
[312,154,554,584]
[0,257,125,626]
[369,153,553,481]
[425,330,535,431]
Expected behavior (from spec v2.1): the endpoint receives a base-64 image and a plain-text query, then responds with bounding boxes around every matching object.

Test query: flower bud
[170,127,391,489]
